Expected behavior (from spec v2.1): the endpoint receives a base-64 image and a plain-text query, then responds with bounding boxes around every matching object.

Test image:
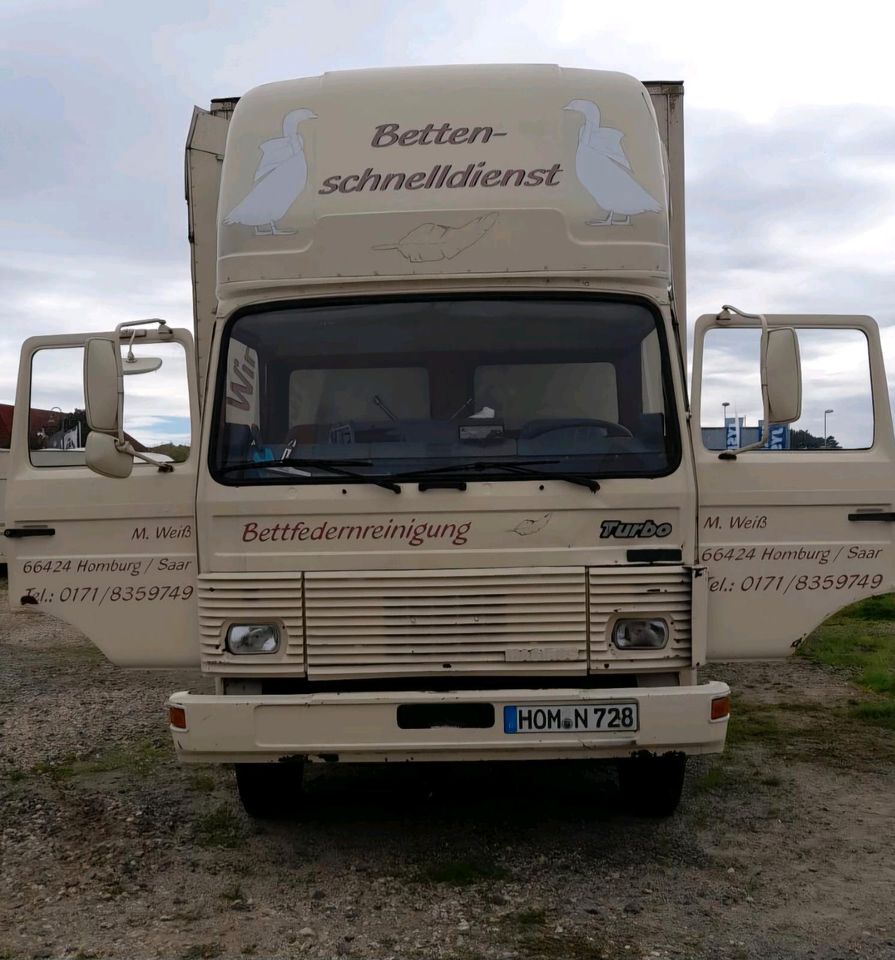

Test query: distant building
[702,418,790,451]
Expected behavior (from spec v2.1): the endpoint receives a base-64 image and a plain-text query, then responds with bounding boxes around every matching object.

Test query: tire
[234,760,305,819]
[617,751,687,817]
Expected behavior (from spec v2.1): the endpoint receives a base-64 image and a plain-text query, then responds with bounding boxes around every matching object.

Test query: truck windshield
[212,298,679,485]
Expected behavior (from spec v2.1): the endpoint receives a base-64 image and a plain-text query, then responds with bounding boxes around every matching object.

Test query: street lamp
[824,409,834,448]
[721,401,730,425]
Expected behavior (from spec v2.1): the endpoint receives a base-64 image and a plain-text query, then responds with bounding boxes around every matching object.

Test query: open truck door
[692,311,895,659]
[5,324,199,667]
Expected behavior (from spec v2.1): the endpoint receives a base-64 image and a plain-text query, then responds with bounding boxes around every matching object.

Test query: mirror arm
[115,439,174,473]
[114,317,172,339]
[715,305,771,460]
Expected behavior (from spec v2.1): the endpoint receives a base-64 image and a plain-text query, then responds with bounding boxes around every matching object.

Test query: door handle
[3,527,56,538]
[847,512,895,522]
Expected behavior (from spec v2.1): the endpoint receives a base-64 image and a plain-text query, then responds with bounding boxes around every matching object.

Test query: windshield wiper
[391,459,600,493]
[219,458,401,494]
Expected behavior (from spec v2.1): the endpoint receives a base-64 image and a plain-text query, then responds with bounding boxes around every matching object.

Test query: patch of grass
[219,882,245,902]
[832,593,895,621]
[193,805,246,849]
[182,945,222,960]
[726,702,785,746]
[189,772,217,794]
[45,642,105,662]
[32,741,169,783]
[851,700,895,730]
[693,764,727,793]
[2,767,28,783]
[862,666,895,696]
[32,758,78,780]
[515,930,621,959]
[240,946,258,957]
[802,622,895,690]
[801,593,895,730]
[726,694,895,770]
[76,739,168,778]
[419,858,510,886]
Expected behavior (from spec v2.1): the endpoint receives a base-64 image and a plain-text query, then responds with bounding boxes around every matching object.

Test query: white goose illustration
[563,99,661,226]
[224,107,316,235]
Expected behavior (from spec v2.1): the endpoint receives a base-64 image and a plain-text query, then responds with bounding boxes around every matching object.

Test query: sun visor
[216,65,670,298]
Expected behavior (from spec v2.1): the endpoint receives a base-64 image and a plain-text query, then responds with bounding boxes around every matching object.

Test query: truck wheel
[234,761,304,819]
[616,752,687,817]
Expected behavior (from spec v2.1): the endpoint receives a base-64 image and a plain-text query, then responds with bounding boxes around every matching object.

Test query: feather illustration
[511,513,552,537]
[373,213,497,262]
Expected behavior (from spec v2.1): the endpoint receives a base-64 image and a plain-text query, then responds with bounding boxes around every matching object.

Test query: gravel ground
[2,579,894,960]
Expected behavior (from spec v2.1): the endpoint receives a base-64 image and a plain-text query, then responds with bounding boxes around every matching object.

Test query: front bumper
[168,681,730,764]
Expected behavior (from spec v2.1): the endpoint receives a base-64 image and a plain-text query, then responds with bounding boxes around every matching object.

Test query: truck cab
[7,66,894,817]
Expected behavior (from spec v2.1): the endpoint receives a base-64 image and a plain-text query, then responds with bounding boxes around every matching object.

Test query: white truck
[6,66,893,817]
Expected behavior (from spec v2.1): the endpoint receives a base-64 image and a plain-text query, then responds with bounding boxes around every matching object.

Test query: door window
[699,327,873,451]
[28,341,192,466]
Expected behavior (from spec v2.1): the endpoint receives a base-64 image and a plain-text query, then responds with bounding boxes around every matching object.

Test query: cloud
[2,0,894,460]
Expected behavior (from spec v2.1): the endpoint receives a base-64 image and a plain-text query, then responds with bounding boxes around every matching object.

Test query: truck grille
[198,574,304,675]
[304,567,586,679]
[197,566,693,677]
[588,566,692,668]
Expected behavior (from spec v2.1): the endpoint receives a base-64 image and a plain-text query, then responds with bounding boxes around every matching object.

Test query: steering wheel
[519,418,634,439]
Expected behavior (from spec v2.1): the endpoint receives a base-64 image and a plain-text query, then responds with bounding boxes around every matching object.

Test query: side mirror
[84,337,134,478]
[719,322,803,459]
[84,337,122,433]
[85,431,133,479]
[764,327,802,424]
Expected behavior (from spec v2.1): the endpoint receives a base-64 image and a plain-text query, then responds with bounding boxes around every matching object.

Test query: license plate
[503,702,638,734]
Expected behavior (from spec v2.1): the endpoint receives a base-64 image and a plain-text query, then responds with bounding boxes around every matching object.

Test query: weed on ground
[192,804,247,848]
[800,594,895,733]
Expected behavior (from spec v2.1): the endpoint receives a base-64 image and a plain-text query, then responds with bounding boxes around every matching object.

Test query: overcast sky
[3,0,894,447]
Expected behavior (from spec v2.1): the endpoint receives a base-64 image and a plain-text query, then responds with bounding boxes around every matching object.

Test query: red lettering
[371,123,399,147]
[317,175,341,195]
[545,163,563,186]
[355,167,380,191]
[501,168,526,186]
[467,126,494,144]
[446,163,475,188]
[381,172,405,190]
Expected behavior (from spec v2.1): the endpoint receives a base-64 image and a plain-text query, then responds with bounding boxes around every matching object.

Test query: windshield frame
[209,293,683,487]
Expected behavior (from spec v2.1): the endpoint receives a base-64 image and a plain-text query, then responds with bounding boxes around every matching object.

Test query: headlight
[225,623,280,655]
[612,618,669,650]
